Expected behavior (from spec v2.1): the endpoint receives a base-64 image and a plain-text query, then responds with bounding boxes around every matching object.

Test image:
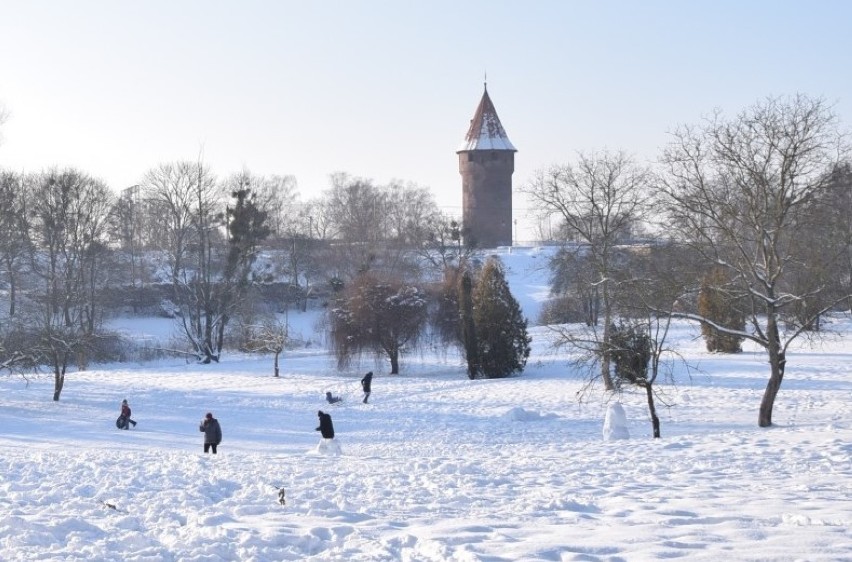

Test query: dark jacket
[316,411,334,439]
[200,417,222,445]
[121,403,132,418]
[361,371,373,393]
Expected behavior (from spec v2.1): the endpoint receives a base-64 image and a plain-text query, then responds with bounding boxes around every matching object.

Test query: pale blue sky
[1,0,851,229]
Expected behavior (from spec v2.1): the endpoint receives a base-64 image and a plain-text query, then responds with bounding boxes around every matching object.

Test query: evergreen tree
[472,257,531,378]
[609,320,652,386]
[212,187,271,355]
[458,267,480,379]
[697,267,745,353]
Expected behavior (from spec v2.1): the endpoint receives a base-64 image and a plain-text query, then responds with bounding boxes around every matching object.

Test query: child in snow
[361,371,373,404]
[116,399,137,429]
[315,410,341,455]
[325,391,342,404]
[316,410,335,439]
[199,412,222,454]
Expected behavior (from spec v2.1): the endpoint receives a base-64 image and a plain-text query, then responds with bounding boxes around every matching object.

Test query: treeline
[0,163,530,400]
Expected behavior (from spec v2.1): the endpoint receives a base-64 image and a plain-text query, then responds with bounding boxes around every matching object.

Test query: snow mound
[504,407,552,421]
[314,438,342,456]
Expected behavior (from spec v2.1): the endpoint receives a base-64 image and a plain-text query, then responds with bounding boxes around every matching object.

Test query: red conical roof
[457,86,516,152]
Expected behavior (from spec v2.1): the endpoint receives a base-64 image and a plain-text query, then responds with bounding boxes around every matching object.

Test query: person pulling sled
[116,399,137,430]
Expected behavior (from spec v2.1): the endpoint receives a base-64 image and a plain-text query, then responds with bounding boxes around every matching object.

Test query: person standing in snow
[360,371,373,404]
[316,410,335,439]
[199,412,222,454]
[117,399,137,429]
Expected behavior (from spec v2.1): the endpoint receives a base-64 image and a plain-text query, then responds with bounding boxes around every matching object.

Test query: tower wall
[459,150,514,248]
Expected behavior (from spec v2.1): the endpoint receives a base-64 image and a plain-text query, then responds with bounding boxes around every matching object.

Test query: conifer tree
[458,267,480,379]
[697,267,745,353]
[213,187,271,356]
[472,257,531,378]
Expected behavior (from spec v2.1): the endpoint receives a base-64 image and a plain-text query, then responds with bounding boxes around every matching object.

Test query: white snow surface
[2,247,851,561]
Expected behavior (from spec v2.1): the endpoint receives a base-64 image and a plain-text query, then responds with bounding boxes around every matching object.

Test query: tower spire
[457,86,516,152]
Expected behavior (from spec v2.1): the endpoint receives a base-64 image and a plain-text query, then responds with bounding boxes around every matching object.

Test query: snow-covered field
[1,248,851,561]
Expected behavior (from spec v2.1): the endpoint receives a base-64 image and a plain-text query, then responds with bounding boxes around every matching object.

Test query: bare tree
[107,184,162,312]
[318,173,441,282]
[659,94,849,427]
[140,161,206,289]
[0,170,31,316]
[251,174,299,240]
[547,247,601,326]
[325,173,386,244]
[242,316,289,377]
[613,244,702,439]
[524,150,651,389]
[322,174,388,277]
[416,215,477,272]
[0,326,40,375]
[141,161,226,361]
[28,168,114,400]
[384,180,441,247]
[303,197,333,242]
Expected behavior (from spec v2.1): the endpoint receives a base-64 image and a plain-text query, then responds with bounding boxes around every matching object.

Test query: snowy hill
[1,246,851,561]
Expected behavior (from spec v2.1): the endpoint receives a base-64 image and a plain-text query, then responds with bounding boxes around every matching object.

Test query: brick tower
[457,84,516,248]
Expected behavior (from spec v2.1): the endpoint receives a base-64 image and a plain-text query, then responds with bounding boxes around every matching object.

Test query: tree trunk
[600,314,614,390]
[645,383,660,438]
[8,271,15,317]
[273,351,280,377]
[53,367,64,402]
[584,296,594,327]
[389,348,399,375]
[215,312,227,358]
[759,314,786,427]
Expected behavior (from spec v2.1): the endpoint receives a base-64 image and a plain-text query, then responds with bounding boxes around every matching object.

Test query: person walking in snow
[116,399,137,429]
[199,412,222,454]
[316,410,335,439]
[360,371,373,404]
[325,391,342,404]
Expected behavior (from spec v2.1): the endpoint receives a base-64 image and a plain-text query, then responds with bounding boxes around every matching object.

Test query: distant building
[457,85,516,248]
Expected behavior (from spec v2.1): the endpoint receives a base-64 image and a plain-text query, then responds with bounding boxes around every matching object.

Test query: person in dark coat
[199,412,222,454]
[117,399,137,429]
[316,410,335,439]
[325,391,342,404]
[360,371,373,404]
